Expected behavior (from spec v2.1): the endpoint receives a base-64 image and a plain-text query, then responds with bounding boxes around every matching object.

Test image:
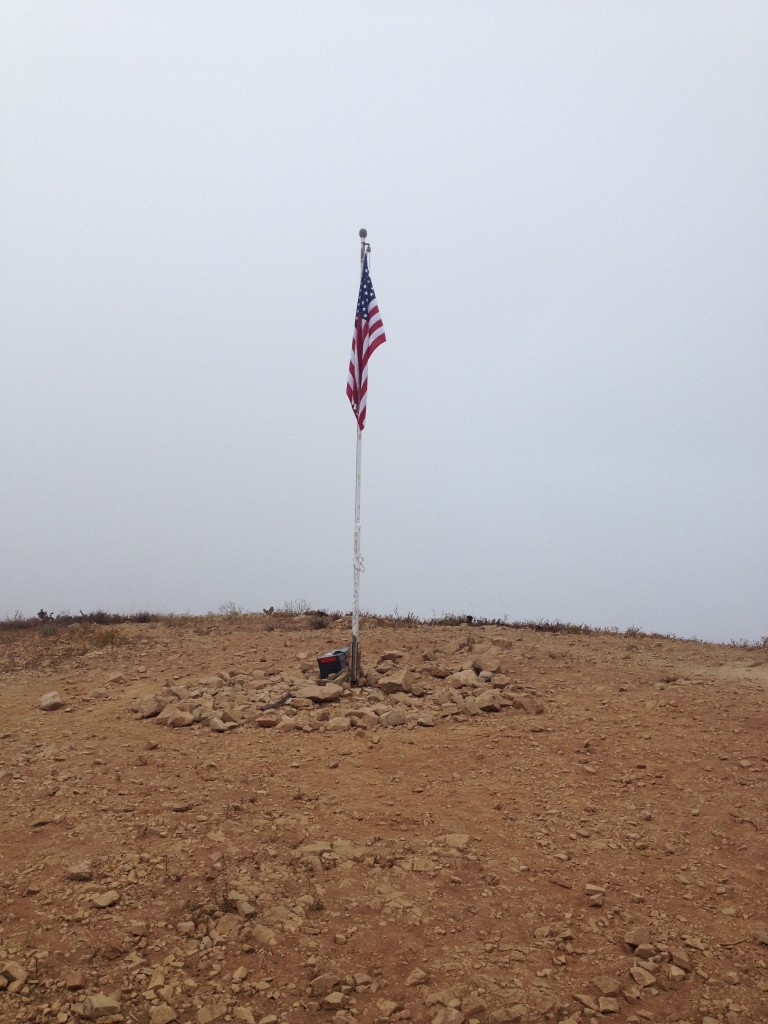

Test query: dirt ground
[1,615,766,1024]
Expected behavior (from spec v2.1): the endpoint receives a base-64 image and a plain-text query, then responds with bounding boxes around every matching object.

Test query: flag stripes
[347,255,386,430]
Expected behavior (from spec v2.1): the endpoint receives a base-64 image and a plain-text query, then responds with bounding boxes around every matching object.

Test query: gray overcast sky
[2,1,767,643]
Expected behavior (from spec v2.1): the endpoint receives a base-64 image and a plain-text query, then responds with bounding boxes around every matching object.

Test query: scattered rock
[378,668,415,694]
[592,975,622,997]
[296,683,344,703]
[2,961,28,993]
[82,993,121,1019]
[39,691,64,711]
[511,695,544,714]
[380,708,408,727]
[624,925,651,948]
[629,964,656,988]
[442,833,470,850]
[550,872,572,889]
[196,1003,227,1024]
[92,890,120,908]
[149,1005,178,1024]
[321,991,348,1009]
[598,996,620,1013]
[475,689,501,712]
[67,860,93,881]
[406,967,429,986]
[161,709,195,728]
[326,715,351,732]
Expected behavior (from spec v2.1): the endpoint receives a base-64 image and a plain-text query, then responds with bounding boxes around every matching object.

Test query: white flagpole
[351,422,362,683]
[350,229,368,684]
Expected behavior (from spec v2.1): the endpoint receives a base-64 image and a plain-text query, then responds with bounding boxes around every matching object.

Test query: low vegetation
[1,604,765,647]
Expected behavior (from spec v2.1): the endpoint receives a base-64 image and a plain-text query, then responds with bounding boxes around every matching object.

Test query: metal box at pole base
[317,648,349,680]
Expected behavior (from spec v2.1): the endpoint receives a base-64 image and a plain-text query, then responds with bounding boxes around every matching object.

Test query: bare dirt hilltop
[1,614,767,1024]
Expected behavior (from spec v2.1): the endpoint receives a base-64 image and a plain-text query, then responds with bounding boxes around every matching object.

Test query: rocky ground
[1,614,767,1024]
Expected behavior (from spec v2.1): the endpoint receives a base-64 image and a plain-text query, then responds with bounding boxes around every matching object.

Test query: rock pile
[129,645,546,735]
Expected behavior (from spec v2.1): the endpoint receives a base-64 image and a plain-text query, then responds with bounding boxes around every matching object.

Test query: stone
[196,1004,227,1024]
[321,991,347,1009]
[309,972,343,996]
[296,683,343,702]
[442,833,470,850]
[416,715,435,727]
[380,708,407,727]
[624,926,651,948]
[476,690,501,712]
[598,996,620,1013]
[163,710,195,728]
[332,839,365,860]
[211,913,241,940]
[511,695,544,714]
[297,841,332,857]
[325,716,351,732]
[378,668,414,694]
[425,987,461,1008]
[250,924,277,947]
[533,992,558,1015]
[66,860,94,881]
[574,993,599,1011]
[446,669,480,689]
[39,691,64,711]
[106,672,127,685]
[622,984,641,1003]
[592,975,622,997]
[668,965,687,982]
[253,714,279,728]
[147,966,166,989]
[377,998,401,1017]
[82,993,121,1019]
[150,1005,178,1024]
[64,972,85,990]
[491,1008,525,1024]
[274,717,299,732]
[380,649,405,662]
[432,1009,465,1024]
[629,965,656,988]
[406,967,429,986]
[634,943,656,959]
[461,993,487,1016]
[2,961,28,993]
[92,890,120,908]
[132,696,166,719]
[474,649,502,673]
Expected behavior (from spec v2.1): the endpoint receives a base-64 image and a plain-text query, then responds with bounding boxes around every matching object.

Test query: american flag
[347,255,387,430]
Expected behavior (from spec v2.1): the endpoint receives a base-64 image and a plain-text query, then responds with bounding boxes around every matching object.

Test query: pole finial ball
[359,228,367,239]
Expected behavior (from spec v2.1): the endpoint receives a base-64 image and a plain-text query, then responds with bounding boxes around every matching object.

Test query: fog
[2,2,767,642]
